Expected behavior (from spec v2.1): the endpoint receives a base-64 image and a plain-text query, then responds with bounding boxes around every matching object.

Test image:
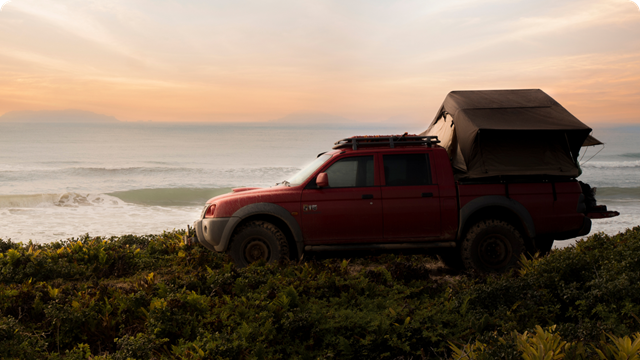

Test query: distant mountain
[0,109,120,123]
[269,112,352,125]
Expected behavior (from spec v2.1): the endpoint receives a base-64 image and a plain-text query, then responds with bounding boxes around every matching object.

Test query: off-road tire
[461,219,525,273]
[227,221,289,268]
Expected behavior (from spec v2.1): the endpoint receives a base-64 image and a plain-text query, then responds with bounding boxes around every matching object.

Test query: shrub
[1,227,640,358]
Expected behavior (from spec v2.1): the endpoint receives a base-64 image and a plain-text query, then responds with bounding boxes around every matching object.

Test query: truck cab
[194,135,457,266]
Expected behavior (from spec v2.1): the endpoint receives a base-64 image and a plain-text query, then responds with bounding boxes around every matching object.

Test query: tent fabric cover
[421,89,593,179]
[583,134,603,147]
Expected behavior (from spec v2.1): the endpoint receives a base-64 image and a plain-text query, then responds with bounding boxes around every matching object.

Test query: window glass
[324,156,374,188]
[288,154,332,186]
[383,153,431,186]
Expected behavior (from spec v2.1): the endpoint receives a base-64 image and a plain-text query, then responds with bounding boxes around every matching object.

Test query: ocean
[1,122,638,248]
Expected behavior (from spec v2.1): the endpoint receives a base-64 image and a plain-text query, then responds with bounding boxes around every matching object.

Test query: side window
[383,153,432,186]
[324,156,374,188]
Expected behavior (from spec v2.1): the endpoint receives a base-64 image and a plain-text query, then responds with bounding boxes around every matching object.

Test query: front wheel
[227,221,289,268]
[461,219,525,273]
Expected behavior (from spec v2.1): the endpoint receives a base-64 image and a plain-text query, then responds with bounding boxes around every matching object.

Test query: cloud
[0,0,638,123]
[10,1,126,53]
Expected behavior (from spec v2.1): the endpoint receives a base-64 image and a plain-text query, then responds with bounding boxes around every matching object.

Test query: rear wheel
[227,221,289,268]
[461,219,525,273]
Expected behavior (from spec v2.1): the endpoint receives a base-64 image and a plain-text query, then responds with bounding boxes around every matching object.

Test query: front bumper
[193,217,231,252]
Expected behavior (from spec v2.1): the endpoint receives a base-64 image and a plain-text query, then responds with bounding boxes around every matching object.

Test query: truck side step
[305,241,456,252]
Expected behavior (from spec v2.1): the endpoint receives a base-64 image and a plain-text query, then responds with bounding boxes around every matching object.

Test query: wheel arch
[458,196,536,241]
[214,203,304,259]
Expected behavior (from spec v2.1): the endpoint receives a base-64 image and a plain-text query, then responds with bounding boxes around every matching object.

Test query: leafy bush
[1,227,640,358]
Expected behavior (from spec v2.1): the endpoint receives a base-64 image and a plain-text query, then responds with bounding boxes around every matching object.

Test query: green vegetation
[1,227,640,359]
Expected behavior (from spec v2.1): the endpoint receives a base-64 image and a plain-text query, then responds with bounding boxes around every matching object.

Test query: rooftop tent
[421,89,595,180]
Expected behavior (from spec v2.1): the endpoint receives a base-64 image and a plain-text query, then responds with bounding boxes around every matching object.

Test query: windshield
[287,153,332,186]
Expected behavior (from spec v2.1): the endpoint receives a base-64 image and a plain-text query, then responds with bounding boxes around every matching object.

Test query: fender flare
[458,196,536,240]
[214,203,304,257]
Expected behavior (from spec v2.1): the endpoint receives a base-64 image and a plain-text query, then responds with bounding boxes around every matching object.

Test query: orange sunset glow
[0,0,639,124]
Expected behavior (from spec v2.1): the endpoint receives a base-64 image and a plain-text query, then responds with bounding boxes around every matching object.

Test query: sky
[0,0,639,124]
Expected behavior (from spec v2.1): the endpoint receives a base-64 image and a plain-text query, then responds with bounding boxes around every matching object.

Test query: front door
[301,155,383,244]
[380,152,442,240]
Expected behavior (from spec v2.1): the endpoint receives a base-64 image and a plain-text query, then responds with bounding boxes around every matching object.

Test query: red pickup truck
[192,90,618,272]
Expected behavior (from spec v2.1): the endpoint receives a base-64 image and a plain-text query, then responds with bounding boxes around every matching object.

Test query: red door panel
[381,185,442,239]
[380,152,442,240]
[301,187,383,244]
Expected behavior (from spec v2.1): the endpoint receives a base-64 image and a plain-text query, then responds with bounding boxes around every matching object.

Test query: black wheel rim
[244,238,270,263]
[478,234,512,269]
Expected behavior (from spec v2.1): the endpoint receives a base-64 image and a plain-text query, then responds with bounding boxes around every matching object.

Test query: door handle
[362,194,374,199]
[422,192,433,198]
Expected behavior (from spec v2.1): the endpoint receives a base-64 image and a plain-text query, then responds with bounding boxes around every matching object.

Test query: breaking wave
[0,193,125,209]
[107,188,234,206]
[0,188,239,209]
[581,160,640,169]
[596,187,640,200]
[0,166,301,195]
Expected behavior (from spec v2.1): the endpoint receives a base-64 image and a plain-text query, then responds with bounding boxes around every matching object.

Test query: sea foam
[0,193,124,209]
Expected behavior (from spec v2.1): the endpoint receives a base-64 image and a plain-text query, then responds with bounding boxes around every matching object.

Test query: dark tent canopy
[421,89,597,180]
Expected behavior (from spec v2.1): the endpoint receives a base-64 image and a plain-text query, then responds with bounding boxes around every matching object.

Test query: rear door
[301,155,383,244]
[380,151,442,240]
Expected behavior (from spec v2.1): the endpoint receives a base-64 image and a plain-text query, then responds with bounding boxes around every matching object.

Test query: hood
[205,185,288,204]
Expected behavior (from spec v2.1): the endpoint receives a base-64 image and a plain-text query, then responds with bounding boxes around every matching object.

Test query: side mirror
[316,172,329,188]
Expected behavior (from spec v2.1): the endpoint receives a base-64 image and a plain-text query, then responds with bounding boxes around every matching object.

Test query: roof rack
[333,133,440,150]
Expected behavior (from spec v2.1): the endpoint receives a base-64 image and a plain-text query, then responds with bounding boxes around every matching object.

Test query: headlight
[203,204,217,218]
